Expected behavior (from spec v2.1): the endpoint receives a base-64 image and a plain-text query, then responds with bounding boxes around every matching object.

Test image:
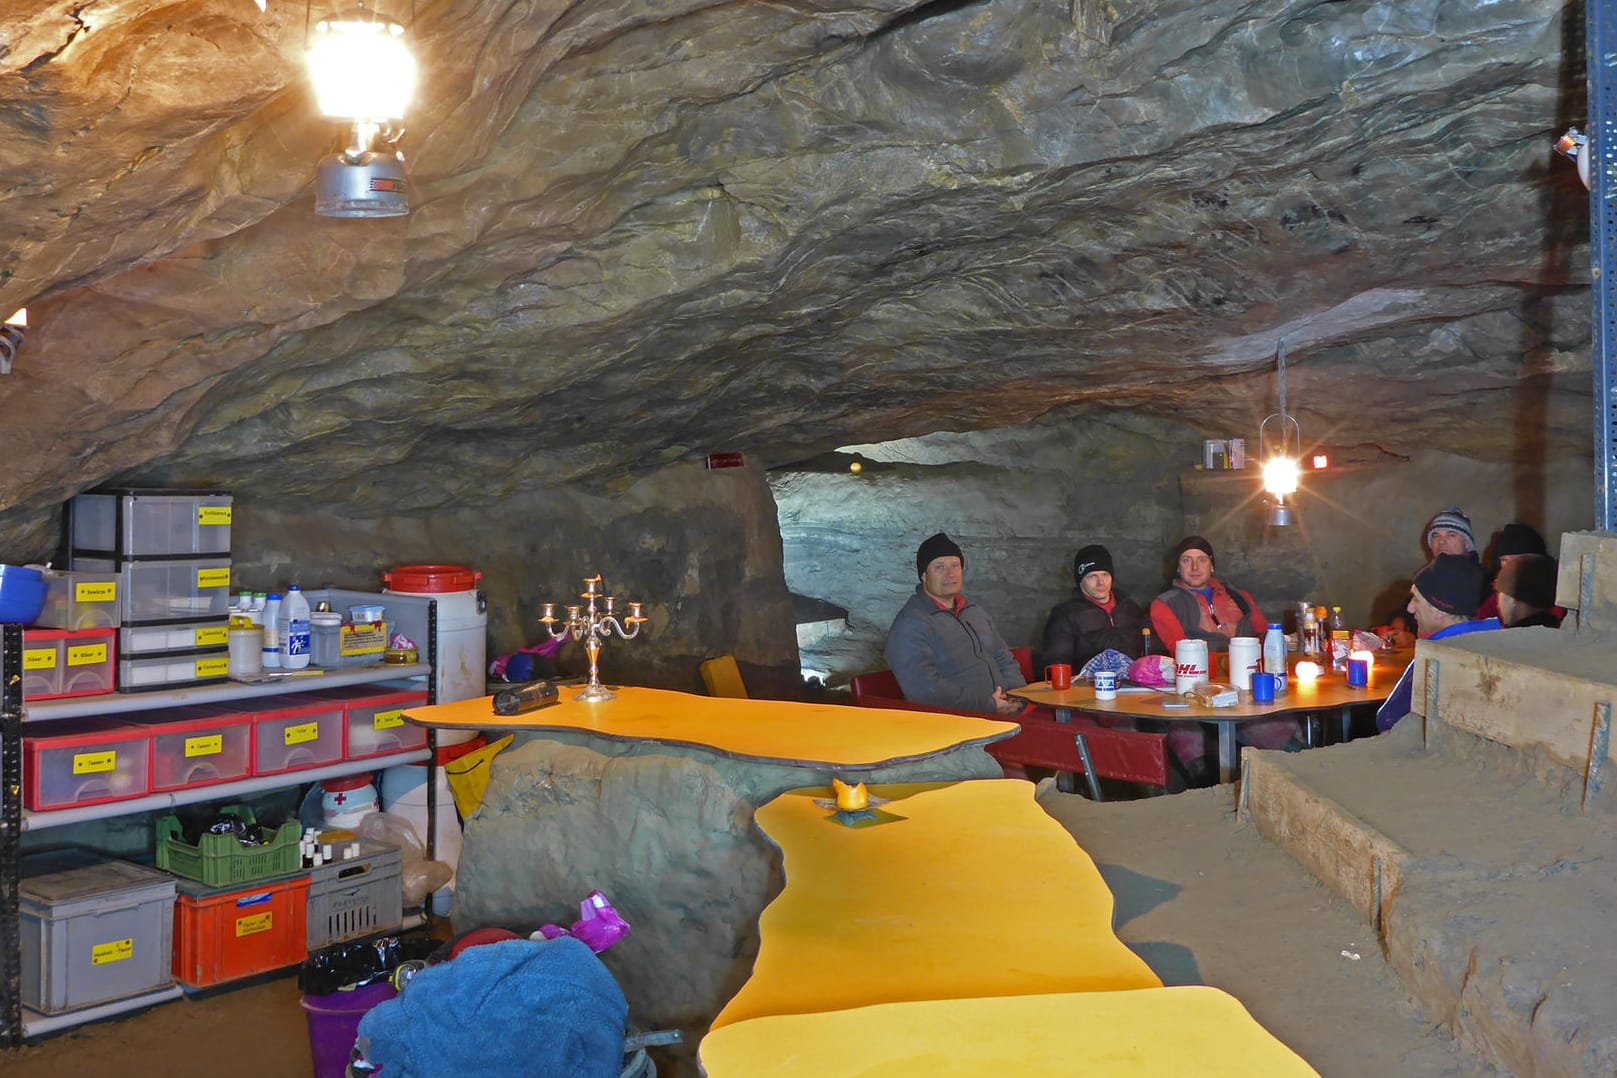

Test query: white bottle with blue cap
[261,593,282,669]
[1263,622,1287,696]
[281,585,311,670]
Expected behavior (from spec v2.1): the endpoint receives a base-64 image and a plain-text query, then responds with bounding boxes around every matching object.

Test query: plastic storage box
[22,628,116,701]
[310,617,390,668]
[69,556,232,626]
[305,686,429,760]
[249,696,346,775]
[120,618,231,657]
[19,850,176,1015]
[141,706,253,792]
[32,569,121,630]
[119,650,231,691]
[23,718,150,812]
[155,803,302,886]
[172,872,310,989]
[306,839,404,949]
[69,489,233,558]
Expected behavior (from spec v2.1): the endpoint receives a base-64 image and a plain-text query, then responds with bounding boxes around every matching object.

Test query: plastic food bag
[1127,654,1174,688]
[358,811,453,908]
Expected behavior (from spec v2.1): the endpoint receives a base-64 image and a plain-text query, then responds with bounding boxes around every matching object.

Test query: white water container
[380,756,464,916]
[1173,638,1210,694]
[383,564,486,746]
[261,593,282,669]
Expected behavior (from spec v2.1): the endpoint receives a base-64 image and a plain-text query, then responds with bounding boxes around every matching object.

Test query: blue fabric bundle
[356,937,628,1078]
[1078,648,1133,681]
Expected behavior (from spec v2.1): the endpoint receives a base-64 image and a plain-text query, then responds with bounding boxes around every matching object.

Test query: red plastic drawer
[23,718,150,811]
[305,686,429,760]
[135,706,254,792]
[248,696,344,776]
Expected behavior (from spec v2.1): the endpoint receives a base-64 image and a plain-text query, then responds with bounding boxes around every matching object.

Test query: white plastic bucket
[383,564,487,746]
[1173,639,1210,694]
[381,762,462,915]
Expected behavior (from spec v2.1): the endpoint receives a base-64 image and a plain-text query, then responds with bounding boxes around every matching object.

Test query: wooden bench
[848,649,1171,799]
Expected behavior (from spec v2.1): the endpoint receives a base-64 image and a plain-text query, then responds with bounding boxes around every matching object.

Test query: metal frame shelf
[2,588,443,1044]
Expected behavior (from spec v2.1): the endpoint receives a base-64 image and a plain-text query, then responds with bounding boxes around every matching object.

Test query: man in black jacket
[1041,544,1152,670]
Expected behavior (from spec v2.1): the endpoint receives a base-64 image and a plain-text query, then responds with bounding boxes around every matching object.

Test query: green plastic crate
[155,804,302,887]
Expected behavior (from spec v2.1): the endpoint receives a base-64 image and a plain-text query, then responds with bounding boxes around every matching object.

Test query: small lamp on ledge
[1259,338,1303,526]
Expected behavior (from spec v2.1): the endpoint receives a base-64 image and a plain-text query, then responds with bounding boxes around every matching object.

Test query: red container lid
[382,564,482,593]
[322,773,373,793]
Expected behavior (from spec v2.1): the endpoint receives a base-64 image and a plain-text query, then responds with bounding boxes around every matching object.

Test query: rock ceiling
[0,0,1594,552]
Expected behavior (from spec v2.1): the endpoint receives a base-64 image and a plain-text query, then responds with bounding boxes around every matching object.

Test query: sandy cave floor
[3,780,1500,1078]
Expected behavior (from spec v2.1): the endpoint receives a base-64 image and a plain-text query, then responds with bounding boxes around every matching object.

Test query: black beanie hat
[1495,522,1548,559]
[916,532,964,580]
[1496,554,1558,610]
[1173,535,1215,566]
[1073,544,1115,585]
[1413,554,1487,617]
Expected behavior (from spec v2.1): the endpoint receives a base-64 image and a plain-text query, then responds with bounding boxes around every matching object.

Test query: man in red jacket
[1148,535,1299,784]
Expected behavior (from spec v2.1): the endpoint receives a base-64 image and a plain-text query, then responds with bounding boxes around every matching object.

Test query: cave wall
[222,462,800,698]
[772,414,1595,685]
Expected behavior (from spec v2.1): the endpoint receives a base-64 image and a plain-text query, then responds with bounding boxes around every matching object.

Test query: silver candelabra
[540,574,647,702]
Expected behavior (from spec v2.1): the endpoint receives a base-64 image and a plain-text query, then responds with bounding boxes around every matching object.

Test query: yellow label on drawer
[91,939,134,966]
[372,709,405,730]
[195,656,229,678]
[196,567,231,589]
[195,626,229,647]
[23,648,56,670]
[284,721,319,746]
[72,750,116,775]
[75,581,116,602]
[67,643,107,666]
[184,734,223,758]
[235,912,272,937]
[198,505,233,525]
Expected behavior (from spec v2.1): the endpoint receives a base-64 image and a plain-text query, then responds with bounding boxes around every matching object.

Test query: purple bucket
[301,980,397,1078]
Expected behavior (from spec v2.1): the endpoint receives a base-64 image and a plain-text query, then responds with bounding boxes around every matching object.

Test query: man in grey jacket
[884,532,1025,715]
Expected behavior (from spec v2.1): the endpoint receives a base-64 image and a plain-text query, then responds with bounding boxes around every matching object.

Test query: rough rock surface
[0,0,1594,556]
[452,729,1000,1071]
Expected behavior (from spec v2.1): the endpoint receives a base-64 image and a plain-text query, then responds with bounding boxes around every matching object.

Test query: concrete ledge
[1239,749,1410,929]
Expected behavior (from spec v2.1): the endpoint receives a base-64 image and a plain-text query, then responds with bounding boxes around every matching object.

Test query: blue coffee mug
[1251,673,1276,703]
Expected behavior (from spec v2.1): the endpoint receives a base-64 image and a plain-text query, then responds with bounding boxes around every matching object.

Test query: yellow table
[1012,656,1406,783]
[404,685,1018,770]
[711,780,1160,1030]
[700,986,1318,1076]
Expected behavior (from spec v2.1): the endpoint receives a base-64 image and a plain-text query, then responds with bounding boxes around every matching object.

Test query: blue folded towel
[357,937,628,1078]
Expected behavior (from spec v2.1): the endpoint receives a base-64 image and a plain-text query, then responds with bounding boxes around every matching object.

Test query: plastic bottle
[1329,606,1348,669]
[1263,622,1287,696]
[282,585,311,669]
[261,593,283,669]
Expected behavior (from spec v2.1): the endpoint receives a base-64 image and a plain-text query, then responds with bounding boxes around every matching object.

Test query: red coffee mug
[1045,664,1072,690]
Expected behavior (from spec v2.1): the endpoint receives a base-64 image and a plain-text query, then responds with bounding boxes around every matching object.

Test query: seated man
[1041,544,1151,671]
[1148,535,1265,650]
[1375,554,1500,732]
[1148,536,1297,784]
[1496,554,1563,629]
[1477,522,1558,621]
[1425,507,1478,560]
[884,532,1024,716]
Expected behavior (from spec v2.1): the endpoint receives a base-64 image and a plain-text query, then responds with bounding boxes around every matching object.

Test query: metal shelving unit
[0,589,442,1043]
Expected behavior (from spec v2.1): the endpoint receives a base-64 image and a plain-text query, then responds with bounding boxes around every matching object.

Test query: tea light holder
[1346,650,1374,687]
[539,574,648,702]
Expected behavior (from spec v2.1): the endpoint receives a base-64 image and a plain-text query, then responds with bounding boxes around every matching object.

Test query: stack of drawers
[68,488,234,691]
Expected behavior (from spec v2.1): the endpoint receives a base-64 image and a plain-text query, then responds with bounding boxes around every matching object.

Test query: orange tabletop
[402,686,1018,771]
[700,986,1318,1077]
[710,780,1160,1030]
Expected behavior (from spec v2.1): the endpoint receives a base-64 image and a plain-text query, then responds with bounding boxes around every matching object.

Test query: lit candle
[1349,649,1375,670]
[833,777,869,811]
[1294,661,1322,686]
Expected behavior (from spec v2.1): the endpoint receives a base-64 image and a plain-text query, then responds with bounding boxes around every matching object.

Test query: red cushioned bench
[847,648,1171,800]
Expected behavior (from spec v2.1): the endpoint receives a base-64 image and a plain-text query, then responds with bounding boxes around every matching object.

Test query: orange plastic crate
[172,872,310,989]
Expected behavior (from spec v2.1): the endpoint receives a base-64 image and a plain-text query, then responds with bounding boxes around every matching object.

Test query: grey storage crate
[306,838,404,949]
[19,850,176,1015]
